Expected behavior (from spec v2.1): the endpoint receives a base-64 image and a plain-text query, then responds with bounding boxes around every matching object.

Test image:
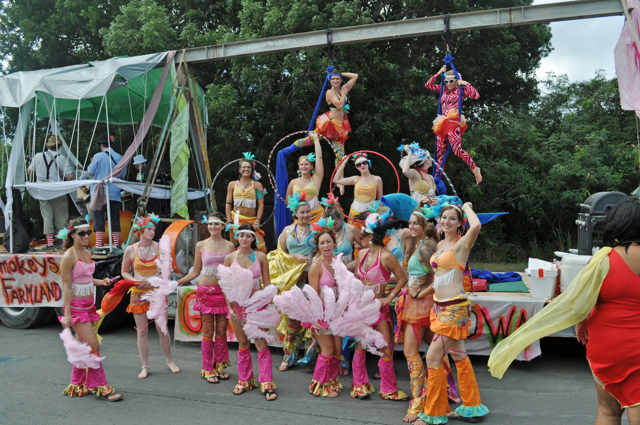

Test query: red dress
[586,249,640,408]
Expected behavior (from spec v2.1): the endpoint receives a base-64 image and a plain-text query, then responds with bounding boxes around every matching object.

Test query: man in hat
[87,135,127,248]
[132,154,147,182]
[27,135,74,248]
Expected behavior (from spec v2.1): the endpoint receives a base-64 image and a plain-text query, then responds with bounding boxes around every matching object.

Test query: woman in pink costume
[58,218,122,401]
[351,213,409,401]
[425,66,482,184]
[222,224,277,401]
[306,225,343,397]
[178,212,235,383]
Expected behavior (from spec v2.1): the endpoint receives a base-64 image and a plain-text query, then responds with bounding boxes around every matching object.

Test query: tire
[0,306,53,329]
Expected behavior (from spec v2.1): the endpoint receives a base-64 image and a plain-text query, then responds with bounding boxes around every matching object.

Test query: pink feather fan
[217,262,254,304]
[273,284,325,325]
[142,235,179,336]
[329,255,387,355]
[59,328,104,369]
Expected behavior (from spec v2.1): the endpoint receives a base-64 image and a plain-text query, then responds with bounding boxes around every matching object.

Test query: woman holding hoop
[333,152,383,222]
[225,152,267,253]
[286,133,325,223]
[277,192,317,370]
[401,145,438,206]
[306,224,344,397]
[426,66,482,184]
[222,224,277,401]
[58,217,122,401]
[121,214,180,379]
[177,212,235,384]
[416,202,488,425]
[351,213,408,401]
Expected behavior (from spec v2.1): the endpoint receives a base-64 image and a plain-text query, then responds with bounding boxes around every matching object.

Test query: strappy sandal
[448,412,481,423]
[278,361,289,371]
[265,390,277,401]
[206,375,219,384]
[217,372,230,381]
[233,382,248,395]
[97,389,123,402]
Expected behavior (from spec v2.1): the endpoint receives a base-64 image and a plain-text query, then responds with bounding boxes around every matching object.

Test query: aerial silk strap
[275,65,333,236]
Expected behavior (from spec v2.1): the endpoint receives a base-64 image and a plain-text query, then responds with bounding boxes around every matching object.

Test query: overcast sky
[533,0,624,81]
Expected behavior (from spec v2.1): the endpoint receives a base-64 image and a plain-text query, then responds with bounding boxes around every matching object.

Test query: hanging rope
[81,96,104,171]
[433,14,463,178]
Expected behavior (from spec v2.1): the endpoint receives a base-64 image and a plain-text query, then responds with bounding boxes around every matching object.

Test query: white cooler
[554,252,592,292]
[526,258,558,300]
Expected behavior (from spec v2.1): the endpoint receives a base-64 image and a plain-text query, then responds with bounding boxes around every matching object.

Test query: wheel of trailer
[0,306,54,329]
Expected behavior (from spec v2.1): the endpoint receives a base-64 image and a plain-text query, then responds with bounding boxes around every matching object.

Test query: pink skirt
[58,298,100,325]
[194,285,229,315]
[373,304,393,328]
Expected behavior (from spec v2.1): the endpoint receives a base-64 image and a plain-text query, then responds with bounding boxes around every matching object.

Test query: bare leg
[594,380,623,425]
[628,405,640,425]
[133,313,150,378]
[155,321,179,373]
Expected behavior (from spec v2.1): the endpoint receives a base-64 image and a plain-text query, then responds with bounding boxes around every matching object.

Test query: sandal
[448,412,481,423]
[97,389,123,402]
[373,372,381,380]
[278,361,289,372]
[217,372,230,381]
[206,375,219,384]
[233,382,249,395]
[265,390,277,401]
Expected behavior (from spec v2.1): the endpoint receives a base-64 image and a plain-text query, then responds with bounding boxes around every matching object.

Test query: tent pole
[105,183,113,253]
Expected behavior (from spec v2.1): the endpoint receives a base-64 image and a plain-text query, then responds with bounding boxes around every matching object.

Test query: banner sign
[175,287,543,360]
[174,285,282,346]
[0,254,63,307]
[466,295,545,360]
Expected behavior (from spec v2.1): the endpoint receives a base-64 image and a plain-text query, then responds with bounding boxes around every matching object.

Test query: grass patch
[471,262,527,273]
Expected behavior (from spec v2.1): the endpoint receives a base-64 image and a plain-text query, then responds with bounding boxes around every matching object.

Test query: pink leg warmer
[329,355,340,381]
[237,347,254,382]
[201,337,214,372]
[257,348,273,384]
[378,357,398,394]
[313,353,331,384]
[214,334,229,365]
[71,365,86,385]
[352,349,369,387]
[86,363,108,389]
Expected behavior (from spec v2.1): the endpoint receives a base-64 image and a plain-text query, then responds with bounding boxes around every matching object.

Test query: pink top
[234,254,262,289]
[72,256,95,283]
[358,249,391,294]
[202,250,229,268]
[319,261,335,288]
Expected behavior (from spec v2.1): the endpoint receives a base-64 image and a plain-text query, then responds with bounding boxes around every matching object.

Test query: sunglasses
[445,79,456,84]
[355,161,368,168]
[76,230,93,237]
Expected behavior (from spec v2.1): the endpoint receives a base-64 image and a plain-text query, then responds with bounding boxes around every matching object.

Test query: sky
[533,0,625,81]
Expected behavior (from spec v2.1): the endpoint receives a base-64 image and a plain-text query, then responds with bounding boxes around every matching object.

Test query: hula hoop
[211,158,278,225]
[329,150,401,224]
[267,130,339,204]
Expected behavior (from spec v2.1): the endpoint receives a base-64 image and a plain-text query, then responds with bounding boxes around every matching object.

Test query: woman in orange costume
[178,212,235,384]
[121,214,180,379]
[225,153,267,253]
[333,152,383,222]
[286,133,325,223]
[489,197,640,425]
[416,202,488,424]
[58,218,122,401]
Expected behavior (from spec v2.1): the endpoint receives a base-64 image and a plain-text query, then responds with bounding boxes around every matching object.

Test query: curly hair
[313,227,336,247]
[410,209,436,238]
[64,217,89,251]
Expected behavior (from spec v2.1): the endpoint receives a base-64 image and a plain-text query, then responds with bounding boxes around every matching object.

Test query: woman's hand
[458,80,468,86]
[404,145,412,154]
[462,202,473,211]
[379,295,393,308]
[293,254,307,263]
[61,315,72,329]
[576,320,588,345]
[438,65,447,75]
[101,278,111,287]
[346,260,357,272]
[253,220,261,231]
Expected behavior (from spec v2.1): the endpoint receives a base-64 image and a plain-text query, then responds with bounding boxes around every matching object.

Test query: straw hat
[46,135,62,148]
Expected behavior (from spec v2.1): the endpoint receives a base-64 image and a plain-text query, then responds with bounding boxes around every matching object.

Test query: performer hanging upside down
[286,133,325,223]
[277,192,317,370]
[352,213,409,401]
[417,202,488,425]
[333,153,383,222]
[425,66,482,184]
[321,194,362,270]
[222,224,277,401]
[121,214,180,379]
[395,208,460,423]
[306,225,344,397]
[225,152,267,253]
[58,218,122,401]
[177,212,235,384]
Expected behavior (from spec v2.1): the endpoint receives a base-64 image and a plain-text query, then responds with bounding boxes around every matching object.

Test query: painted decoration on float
[0,254,62,307]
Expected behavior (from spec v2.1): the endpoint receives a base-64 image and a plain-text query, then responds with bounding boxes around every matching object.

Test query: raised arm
[311,133,324,185]
[458,203,481,253]
[402,146,419,180]
[332,160,357,186]
[342,72,358,92]
[425,65,447,92]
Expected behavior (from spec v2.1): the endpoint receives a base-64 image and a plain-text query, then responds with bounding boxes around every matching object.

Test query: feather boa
[141,236,179,336]
[59,328,104,369]
[218,260,280,344]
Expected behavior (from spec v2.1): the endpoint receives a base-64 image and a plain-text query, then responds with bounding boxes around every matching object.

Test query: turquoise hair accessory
[368,201,381,213]
[201,215,208,224]
[225,222,239,238]
[84,214,90,224]
[149,213,161,224]
[306,153,316,162]
[56,227,71,240]
[242,152,255,161]
[287,191,309,215]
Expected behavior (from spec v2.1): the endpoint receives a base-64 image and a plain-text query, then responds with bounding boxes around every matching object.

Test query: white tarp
[25,178,208,201]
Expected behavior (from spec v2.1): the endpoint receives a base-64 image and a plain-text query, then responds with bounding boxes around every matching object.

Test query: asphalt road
[0,320,631,425]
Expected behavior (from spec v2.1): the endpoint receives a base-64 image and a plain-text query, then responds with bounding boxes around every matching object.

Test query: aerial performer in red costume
[425,66,482,184]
